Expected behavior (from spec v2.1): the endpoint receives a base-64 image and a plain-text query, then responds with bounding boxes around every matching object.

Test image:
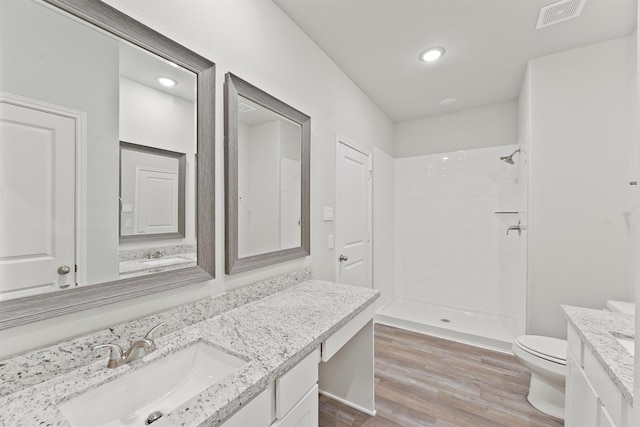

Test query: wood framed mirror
[224,73,310,274]
[0,0,215,330]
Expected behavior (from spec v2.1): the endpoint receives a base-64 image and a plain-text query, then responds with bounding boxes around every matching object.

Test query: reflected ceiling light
[156,76,177,87]
[419,47,445,62]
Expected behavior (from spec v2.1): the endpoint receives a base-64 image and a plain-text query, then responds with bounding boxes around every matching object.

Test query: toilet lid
[515,335,567,363]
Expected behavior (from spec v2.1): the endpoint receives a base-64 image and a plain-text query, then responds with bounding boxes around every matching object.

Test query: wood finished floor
[319,324,563,427]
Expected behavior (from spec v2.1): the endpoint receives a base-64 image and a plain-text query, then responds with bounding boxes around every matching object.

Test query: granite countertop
[0,276,379,426]
[562,305,634,404]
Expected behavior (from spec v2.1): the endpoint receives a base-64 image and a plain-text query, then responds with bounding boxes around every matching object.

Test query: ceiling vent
[238,102,256,113]
[536,0,587,29]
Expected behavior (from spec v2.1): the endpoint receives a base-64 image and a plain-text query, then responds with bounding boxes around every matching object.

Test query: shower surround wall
[394,144,527,333]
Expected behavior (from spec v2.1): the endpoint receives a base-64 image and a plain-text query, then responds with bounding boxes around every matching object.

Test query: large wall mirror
[0,0,215,329]
[224,74,310,274]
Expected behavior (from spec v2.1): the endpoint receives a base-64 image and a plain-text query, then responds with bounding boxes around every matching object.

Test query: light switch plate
[323,207,334,221]
[122,204,133,213]
[328,234,334,249]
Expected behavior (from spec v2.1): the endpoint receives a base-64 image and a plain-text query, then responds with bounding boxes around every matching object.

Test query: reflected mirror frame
[0,0,215,331]
[224,73,311,275]
[119,141,187,242]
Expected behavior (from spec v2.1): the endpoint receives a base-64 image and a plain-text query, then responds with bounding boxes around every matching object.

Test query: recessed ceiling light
[440,98,457,106]
[419,47,445,62]
[156,76,177,87]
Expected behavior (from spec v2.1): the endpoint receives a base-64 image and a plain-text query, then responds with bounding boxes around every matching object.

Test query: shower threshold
[375,297,523,353]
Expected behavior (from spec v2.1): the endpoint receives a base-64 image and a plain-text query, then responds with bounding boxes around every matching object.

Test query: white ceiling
[272,0,637,122]
[119,42,196,103]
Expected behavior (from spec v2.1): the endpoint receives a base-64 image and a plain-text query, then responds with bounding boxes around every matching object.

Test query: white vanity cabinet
[273,348,320,427]
[565,325,633,427]
[221,348,320,427]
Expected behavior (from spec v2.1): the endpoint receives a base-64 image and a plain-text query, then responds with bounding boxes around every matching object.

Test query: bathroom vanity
[0,275,379,426]
[563,306,634,427]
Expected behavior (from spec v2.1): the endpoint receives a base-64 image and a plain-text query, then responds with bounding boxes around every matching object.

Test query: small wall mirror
[225,73,310,274]
[119,142,186,241]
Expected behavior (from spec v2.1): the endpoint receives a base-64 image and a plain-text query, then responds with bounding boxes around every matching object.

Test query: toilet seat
[515,335,566,365]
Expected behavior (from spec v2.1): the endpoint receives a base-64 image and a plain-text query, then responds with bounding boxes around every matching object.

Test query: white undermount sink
[141,256,191,267]
[59,342,246,427]
[616,336,635,357]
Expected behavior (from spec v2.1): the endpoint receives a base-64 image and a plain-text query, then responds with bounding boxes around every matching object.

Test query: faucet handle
[143,322,166,351]
[92,343,125,368]
[144,322,166,340]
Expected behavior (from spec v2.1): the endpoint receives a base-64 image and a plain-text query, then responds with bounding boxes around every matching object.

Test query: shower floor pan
[375,297,522,353]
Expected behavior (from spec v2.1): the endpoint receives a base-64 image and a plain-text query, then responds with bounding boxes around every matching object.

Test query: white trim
[336,134,370,157]
[318,389,377,417]
[334,135,373,288]
[0,91,87,286]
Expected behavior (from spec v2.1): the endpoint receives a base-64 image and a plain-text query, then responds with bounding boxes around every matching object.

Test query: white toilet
[512,335,567,419]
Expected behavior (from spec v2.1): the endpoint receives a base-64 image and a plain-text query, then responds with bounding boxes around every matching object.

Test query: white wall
[394,101,518,157]
[101,0,394,287]
[373,148,395,306]
[394,145,526,325]
[247,121,281,255]
[526,36,636,338]
[0,0,394,355]
[635,11,640,425]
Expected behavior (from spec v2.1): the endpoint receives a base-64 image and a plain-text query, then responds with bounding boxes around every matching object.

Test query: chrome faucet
[93,323,165,368]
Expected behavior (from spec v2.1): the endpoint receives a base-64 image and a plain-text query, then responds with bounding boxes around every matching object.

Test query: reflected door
[134,167,179,235]
[335,140,371,288]
[0,101,76,299]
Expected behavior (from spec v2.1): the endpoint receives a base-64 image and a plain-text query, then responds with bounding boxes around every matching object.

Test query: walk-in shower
[379,145,527,353]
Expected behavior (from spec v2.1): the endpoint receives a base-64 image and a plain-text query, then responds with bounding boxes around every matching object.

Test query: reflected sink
[616,336,635,357]
[141,256,191,267]
[59,342,246,427]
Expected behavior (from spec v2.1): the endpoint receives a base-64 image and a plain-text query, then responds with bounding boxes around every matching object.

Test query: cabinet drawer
[567,325,583,366]
[272,384,318,427]
[584,349,624,427]
[565,351,598,427]
[322,303,376,362]
[276,347,320,419]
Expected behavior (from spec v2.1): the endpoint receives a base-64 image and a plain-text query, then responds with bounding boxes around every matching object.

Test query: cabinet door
[565,352,599,427]
[598,405,616,427]
[272,384,318,427]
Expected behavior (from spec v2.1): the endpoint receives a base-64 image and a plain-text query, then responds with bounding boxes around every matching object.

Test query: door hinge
[368,170,373,180]
[75,264,78,273]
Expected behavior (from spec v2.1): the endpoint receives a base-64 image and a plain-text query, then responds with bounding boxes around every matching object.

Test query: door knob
[339,254,348,262]
[57,265,71,275]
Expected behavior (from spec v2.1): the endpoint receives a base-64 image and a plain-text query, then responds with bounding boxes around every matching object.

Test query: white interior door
[336,139,372,288]
[0,101,76,299]
[134,167,179,234]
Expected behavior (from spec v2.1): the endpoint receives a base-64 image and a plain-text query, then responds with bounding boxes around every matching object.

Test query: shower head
[500,149,520,165]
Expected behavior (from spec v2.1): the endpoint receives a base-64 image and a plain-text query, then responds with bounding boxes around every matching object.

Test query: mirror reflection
[237,96,302,257]
[120,142,185,240]
[224,73,310,275]
[0,0,197,300]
